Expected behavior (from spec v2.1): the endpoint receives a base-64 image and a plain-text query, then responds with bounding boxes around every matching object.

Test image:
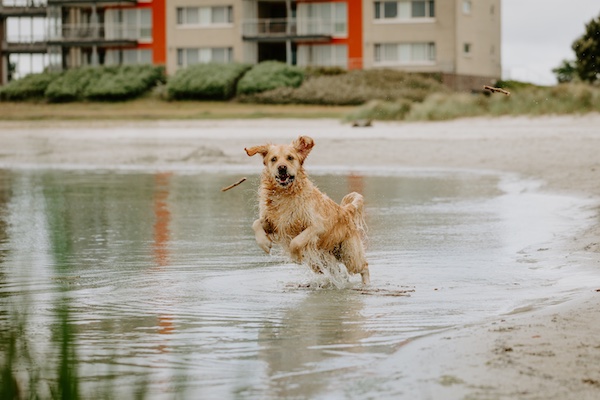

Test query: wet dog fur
[245,136,370,284]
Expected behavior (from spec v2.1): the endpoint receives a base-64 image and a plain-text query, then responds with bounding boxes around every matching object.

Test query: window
[177,47,233,67]
[176,6,233,26]
[105,49,153,65]
[463,42,472,55]
[463,0,472,14]
[105,9,153,41]
[297,2,347,37]
[374,42,436,64]
[297,44,348,68]
[374,1,434,20]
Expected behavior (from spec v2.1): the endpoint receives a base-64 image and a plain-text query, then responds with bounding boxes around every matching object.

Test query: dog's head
[245,136,314,188]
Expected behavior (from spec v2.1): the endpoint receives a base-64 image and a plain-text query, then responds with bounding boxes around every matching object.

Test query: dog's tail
[341,192,367,238]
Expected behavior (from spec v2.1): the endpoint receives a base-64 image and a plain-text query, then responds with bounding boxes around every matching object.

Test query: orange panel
[151,0,167,64]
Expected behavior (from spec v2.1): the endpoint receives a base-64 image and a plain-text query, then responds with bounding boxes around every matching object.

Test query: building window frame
[374,1,435,23]
[463,42,472,56]
[297,2,348,38]
[297,44,348,68]
[374,42,436,65]
[176,6,234,28]
[176,47,234,67]
[462,0,472,15]
[105,8,153,42]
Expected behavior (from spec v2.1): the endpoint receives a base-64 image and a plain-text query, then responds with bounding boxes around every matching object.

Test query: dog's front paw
[257,237,272,254]
[289,240,303,263]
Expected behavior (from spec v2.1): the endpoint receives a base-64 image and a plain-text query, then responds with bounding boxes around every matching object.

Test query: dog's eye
[287,155,294,161]
[271,156,277,163]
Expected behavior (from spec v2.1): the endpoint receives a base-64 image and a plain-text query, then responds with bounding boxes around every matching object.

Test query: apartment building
[2,0,501,89]
[0,0,166,83]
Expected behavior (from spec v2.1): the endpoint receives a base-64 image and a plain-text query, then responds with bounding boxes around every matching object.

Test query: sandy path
[1,115,599,398]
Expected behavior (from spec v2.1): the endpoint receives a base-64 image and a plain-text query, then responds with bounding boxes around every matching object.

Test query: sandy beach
[1,114,599,399]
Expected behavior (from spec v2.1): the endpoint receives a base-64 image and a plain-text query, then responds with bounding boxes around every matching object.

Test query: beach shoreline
[1,114,599,398]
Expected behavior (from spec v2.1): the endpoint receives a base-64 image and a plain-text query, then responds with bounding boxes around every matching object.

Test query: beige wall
[166,0,245,75]
[362,0,457,72]
[362,0,500,82]
[454,0,501,78]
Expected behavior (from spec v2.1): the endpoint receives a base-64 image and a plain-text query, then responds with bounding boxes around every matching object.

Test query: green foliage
[84,65,166,101]
[401,83,600,121]
[166,63,251,100]
[236,61,305,96]
[303,66,347,78]
[552,60,577,83]
[44,65,165,102]
[494,79,539,90]
[241,69,446,105]
[45,67,102,102]
[1,65,164,102]
[572,13,600,83]
[344,99,413,122]
[0,71,61,101]
[406,92,488,121]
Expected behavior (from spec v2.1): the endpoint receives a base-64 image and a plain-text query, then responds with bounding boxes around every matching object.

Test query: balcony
[242,18,334,42]
[47,23,138,47]
[0,4,47,17]
[46,0,136,5]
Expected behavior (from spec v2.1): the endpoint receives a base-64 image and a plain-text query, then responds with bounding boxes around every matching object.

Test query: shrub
[166,63,251,100]
[407,92,490,121]
[45,67,102,102]
[236,61,305,96]
[402,83,600,121]
[241,69,446,105]
[0,71,61,101]
[84,65,165,101]
[43,65,164,102]
[344,99,413,122]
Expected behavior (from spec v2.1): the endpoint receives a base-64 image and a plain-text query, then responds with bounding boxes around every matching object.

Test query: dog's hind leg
[340,237,370,285]
[252,219,272,254]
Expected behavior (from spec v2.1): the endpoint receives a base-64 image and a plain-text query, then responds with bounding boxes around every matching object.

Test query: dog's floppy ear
[245,144,270,158]
[292,136,314,164]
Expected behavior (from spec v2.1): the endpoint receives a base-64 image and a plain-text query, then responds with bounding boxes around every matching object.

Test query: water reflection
[0,168,590,398]
[259,289,369,399]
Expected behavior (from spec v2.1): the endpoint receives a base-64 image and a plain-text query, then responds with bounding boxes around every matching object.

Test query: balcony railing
[242,18,336,40]
[47,23,141,44]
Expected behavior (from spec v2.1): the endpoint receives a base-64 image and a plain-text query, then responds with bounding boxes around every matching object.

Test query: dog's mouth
[275,172,295,187]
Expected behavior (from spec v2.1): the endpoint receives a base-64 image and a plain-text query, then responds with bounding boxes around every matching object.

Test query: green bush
[236,61,305,96]
[166,63,251,100]
[84,65,165,101]
[45,67,101,102]
[241,69,446,106]
[0,71,61,101]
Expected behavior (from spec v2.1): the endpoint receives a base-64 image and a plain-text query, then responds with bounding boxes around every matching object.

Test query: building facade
[1,0,501,89]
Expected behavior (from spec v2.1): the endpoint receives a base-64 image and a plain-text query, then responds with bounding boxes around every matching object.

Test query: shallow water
[0,167,591,398]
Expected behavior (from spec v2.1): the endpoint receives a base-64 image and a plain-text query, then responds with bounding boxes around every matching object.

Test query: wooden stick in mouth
[221,177,247,192]
[484,85,511,96]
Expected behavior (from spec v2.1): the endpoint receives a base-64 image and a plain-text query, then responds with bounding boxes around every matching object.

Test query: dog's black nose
[278,165,287,174]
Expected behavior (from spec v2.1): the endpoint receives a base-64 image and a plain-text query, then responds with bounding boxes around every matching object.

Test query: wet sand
[1,114,600,398]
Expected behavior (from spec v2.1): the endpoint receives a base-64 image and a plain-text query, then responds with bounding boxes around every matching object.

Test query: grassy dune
[0,99,353,121]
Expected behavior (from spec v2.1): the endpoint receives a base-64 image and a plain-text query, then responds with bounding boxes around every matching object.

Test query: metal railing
[47,23,141,42]
[242,18,336,37]
[1,0,47,6]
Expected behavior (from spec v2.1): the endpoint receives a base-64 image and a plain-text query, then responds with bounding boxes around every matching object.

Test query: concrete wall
[166,0,245,75]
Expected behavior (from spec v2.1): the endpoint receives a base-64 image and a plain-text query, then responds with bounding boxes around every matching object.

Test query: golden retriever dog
[245,136,370,285]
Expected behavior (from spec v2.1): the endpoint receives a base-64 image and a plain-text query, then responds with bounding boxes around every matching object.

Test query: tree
[572,13,600,83]
[552,59,576,83]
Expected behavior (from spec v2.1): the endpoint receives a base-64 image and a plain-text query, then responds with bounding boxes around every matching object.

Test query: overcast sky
[6,1,600,85]
[502,0,600,85]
